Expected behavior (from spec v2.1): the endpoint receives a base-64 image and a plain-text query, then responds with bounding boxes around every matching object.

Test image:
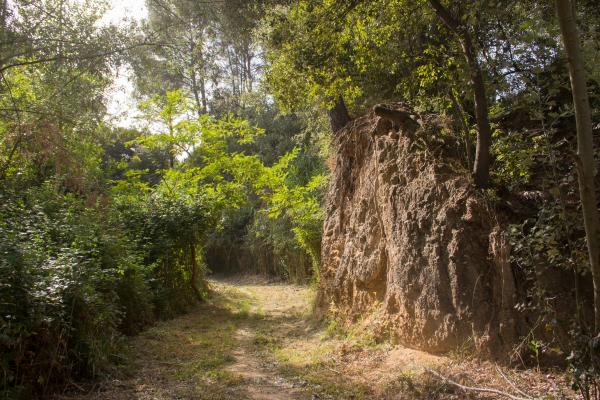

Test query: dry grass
[57,277,577,400]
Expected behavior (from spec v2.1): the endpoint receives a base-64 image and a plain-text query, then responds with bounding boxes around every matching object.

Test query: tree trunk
[199,75,208,113]
[246,53,253,92]
[191,71,205,116]
[189,33,207,116]
[429,0,492,188]
[328,97,351,134]
[190,242,204,301]
[463,35,492,188]
[0,0,8,36]
[556,0,600,331]
[227,48,238,100]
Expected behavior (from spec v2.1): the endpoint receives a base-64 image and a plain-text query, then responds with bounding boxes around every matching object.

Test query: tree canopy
[0,0,599,397]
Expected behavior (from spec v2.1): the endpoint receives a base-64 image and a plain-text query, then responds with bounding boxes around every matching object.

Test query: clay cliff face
[317,104,518,354]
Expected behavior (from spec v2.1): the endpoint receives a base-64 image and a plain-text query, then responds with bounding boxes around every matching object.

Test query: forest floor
[58,277,575,400]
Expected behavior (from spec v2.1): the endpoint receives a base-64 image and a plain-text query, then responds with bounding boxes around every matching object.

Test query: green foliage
[0,184,151,397]
[110,179,203,317]
[259,0,600,387]
[256,148,327,278]
[491,128,541,189]
[2,0,598,396]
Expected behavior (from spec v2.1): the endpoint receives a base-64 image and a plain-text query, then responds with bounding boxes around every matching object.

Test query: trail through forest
[57,277,572,400]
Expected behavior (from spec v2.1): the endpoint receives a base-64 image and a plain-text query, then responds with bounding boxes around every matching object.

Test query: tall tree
[428,0,492,188]
[134,0,215,115]
[134,0,268,115]
[555,0,600,331]
[0,0,127,185]
[216,0,262,96]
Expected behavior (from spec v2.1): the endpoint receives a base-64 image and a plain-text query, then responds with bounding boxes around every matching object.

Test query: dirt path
[59,277,573,400]
[59,278,328,400]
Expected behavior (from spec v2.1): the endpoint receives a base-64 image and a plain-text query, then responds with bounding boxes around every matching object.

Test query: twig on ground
[496,366,532,399]
[425,368,535,400]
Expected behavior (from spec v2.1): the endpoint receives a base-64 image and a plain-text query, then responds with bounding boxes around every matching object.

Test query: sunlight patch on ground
[59,276,575,400]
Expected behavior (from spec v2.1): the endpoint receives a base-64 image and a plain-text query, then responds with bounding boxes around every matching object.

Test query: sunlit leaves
[263,0,433,112]
[252,147,326,276]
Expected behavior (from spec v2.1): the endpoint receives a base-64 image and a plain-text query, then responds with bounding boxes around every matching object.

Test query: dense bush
[0,185,132,396]
[0,181,208,398]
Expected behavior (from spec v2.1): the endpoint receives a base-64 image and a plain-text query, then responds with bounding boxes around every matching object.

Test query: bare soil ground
[57,277,575,400]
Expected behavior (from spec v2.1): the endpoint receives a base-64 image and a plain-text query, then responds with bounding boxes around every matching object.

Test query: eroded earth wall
[317,105,518,354]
